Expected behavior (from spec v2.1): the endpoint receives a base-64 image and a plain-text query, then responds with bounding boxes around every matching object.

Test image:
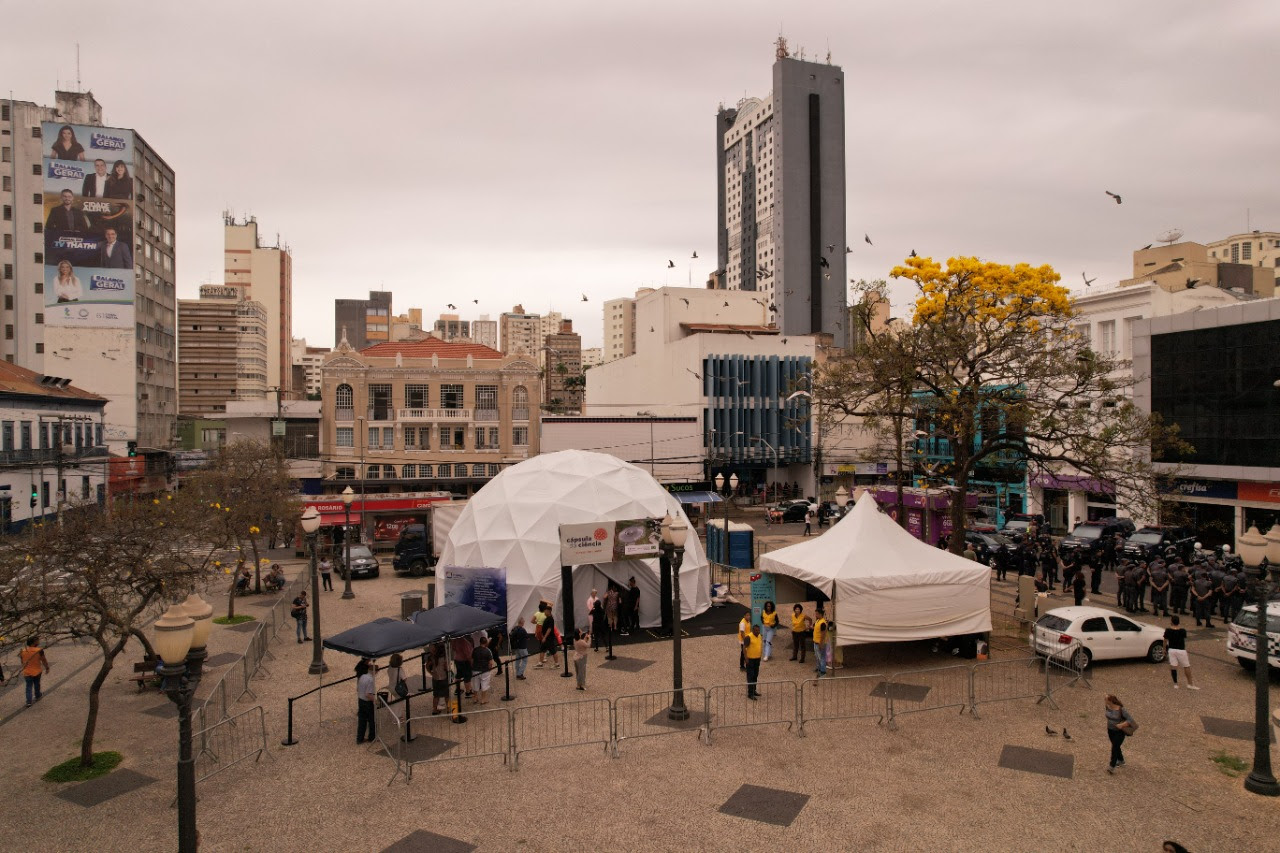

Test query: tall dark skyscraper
[716,37,847,346]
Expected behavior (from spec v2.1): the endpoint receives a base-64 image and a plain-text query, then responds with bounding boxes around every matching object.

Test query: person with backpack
[291,592,310,643]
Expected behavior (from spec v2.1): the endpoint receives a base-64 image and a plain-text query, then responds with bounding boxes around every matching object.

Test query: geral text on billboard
[42,122,136,329]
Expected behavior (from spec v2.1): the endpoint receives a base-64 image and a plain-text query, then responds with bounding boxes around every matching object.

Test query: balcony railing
[0,446,109,466]
[335,408,354,423]
[512,408,530,421]
[474,409,500,422]
[397,408,472,421]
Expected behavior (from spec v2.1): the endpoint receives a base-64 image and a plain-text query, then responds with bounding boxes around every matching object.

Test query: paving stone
[599,656,655,673]
[1201,715,1275,743]
[203,652,240,668]
[54,769,158,808]
[398,734,461,762]
[718,783,810,827]
[869,681,931,703]
[643,706,709,730]
[380,829,475,853]
[998,744,1074,779]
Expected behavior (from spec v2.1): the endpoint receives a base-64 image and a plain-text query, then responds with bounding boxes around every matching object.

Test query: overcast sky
[5,1,1278,349]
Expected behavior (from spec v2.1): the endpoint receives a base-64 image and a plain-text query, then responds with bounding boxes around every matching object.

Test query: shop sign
[1164,479,1238,501]
[1237,482,1280,504]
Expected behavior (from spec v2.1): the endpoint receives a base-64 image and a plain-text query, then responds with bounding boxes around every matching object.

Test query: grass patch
[43,751,123,783]
[213,614,255,625]
[1212,750,1248,777]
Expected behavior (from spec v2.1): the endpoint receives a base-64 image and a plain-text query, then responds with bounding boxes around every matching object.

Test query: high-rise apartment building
[334,290,391,351]
[715,37,847,346]
[471,314,498,350]
[291,337,329,398]
[544,319,583,414]
[1,89,177,453]
[177,285,267,417]
[224,214,293,392]
[603,294,641,363]
[500,305,541,355]
[433,313,470,341]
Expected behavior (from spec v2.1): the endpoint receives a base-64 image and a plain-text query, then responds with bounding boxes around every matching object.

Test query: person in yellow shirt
[789,604,807,663]
[812,608,829,677]
[743,624,763,698]
[737,612,751,671]
[760,601,779,662]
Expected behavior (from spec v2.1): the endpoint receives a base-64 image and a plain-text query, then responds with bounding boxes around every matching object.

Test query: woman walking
[1104,694,1137,774]
[789,604,807,663]
[760,601,778,662]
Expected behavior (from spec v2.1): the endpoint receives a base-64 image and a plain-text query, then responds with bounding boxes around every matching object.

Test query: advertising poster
[559,518,663,566]
[749,571,776,627]
[42,122,136,329]
[442,566,508,619]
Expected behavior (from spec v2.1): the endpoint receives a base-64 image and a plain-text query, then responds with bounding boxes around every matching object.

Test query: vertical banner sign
[442,566,508,619]
[749,571,776,627]
[42,122,137,328]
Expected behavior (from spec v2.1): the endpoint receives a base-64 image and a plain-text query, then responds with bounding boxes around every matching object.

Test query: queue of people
[739,600,834,697]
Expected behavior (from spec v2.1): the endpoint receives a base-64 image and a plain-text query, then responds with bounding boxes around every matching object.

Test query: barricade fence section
[1044,640,1091,703]
[705,679,797,745]
[969,656,1044,717]
[394,707,512,781]
[798,674,887,734]
[193,705,268,787]
[884,664,974,729]
[614,688,708,754]
[512,698,611,767]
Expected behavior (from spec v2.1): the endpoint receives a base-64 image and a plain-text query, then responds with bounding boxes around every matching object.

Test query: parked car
[1094,516,1137,536]
[1226,601,1280,672]
[1000,512,1045,541]
[1058,519,1133,559]
[767,502,812,524]
[1030,606,1167,669]
[963,529,1016,566]
[338,544,380,579]
[1122,525,1197,562]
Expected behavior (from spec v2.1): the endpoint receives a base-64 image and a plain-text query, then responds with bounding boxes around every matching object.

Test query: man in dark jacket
[1148,562,1171,618]
[625,577,642,633]
[1170,563,1191,615]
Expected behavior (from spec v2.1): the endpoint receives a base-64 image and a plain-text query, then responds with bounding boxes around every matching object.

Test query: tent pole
[560,565,575,678]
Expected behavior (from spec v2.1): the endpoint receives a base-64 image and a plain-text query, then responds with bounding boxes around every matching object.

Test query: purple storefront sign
[1031,473,1115,495]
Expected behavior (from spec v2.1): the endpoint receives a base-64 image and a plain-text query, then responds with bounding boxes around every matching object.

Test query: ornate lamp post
[835,485,849,519]
[154,594,212,853]
[300,507,328,675]
[1235,525,1279,797]
[340,485,355,600]
[660,512,690,720]
[713,472,738,563]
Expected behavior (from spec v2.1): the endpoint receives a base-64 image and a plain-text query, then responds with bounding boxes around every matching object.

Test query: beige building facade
[320,337,540,496]
[1120,240,1273,297]
[177,285,267,417]
[224,214,293,393]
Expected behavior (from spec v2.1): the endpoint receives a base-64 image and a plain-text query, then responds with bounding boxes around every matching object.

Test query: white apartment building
[1,89,176,453]
[1205,230,1280,278]
[291,337,328,397]
[224,214,292,394]
[603,292,643,363]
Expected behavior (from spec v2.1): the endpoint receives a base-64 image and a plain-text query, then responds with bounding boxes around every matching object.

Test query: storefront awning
[674,491,722,504]
[319,512,362,526]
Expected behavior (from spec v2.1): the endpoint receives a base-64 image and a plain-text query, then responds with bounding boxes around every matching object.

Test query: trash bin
[400,593,423,621]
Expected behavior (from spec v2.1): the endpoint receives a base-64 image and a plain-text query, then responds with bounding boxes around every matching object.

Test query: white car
[1030,606,1167,669]
[1226,602,1280,671]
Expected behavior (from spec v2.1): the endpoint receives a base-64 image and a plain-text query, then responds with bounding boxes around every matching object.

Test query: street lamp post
[153,594,212,853]
[340,485,355,600]
[1237,525,1280,797]
[661,512,690,720]
[713,472,738,564]
[300,507,328,675]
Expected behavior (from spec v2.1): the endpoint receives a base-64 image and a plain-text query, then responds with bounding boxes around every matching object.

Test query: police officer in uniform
[1207,562,1226,625]
[1191,569,1215,628]
[1149,561,1171,618]
[1169,562,1191,616]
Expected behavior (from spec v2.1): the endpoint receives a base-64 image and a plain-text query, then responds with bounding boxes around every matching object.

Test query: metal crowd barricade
[390,706,512,781]
[704,679,798,745]
[798,673,887,734]
[375,696,407,784]
[968,655,1043,717]
[613,688,709,755]
[884,664,971,729]
[1043,640,1091,704]
[511,698,612,767]
[193,705,268,787]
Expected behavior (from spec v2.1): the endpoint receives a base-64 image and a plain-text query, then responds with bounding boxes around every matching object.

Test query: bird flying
[864,234,873,245]
[581,294,588,302]
[1082,273,1096,287]
[667,260,675,268]
[819,257,830,269]
[692,250,698,259]
[909,249,918,258]
[447,303,456,310]
[1105,190,1122,204]
[680,297,690,307]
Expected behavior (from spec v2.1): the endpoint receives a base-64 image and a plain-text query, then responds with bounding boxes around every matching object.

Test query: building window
[513,426,529,446]
[438,463,451,477]
[335,383,353,410]
[419,464,433,478]
[475,426,488,448]
[1,421,12,451]
[488,427,499,448]
[34,313,42,325]
[417,426,432,449]
[382,427,394,448]
[403,426,417,447]
[402,465,416,478]
[368,426,379,448]
[404,383,429,409]
[440,425,464,450]
[34,281,41,294]
[476,385,497,411]
[488,464,500,476]
[81,475,90,499]
[335,466,355,480]
[440,384,464,410]
[1243,242,1252,261]
[512,385,529,418]
[336,427,354,448]
[369,384,392,420]
[472,463,486,477]
[1098,320,1116,356]
[4,325,11,341]
[1231,243,1240,263]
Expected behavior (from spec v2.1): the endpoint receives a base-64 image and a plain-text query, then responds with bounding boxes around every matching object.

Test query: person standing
[452,632,475,696]
[604,586,620,637]
[1208,562,1226,624]
[789,604,807,663]
[1089,555,1103,596]
[803,508,813,536]
[743,623,763,699]
[812,608,829,677]
[318,555,334,592]
[1072,566,1087,607]
[1162,615,1198,690]
[737,611,751,671]
[428,644,450,714]
[1192,570,1215,628]
[471,636,494,704]
[625,577,642,633]
[585,588,599,630]
[1170,562,1191,616]
[573,629,590,690]
[291,591,310,643]
[1104,694,1137,773]
[589,599,606,651]
[510,617,530,679]
[539,604,560,668]
[993,546,1008,582]
[1228,567,1247,622]
[1149,562,1170,618]
[1060,550,1077,593]
[19,636,50,708]
[1219,568,1239,623]
[355,659,377,744]
[760,601,778,662]
[962,542,978,562]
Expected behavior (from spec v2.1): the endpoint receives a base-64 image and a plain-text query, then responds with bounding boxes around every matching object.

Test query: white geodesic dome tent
[439,450,712,631]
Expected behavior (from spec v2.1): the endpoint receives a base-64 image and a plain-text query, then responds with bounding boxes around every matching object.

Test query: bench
[131,657,161,692]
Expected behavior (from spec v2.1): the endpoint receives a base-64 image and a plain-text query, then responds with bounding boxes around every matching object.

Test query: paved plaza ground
[1,517,1278,852]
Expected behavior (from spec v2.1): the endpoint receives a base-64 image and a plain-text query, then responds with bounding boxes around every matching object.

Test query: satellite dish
[1157,229,1184,244]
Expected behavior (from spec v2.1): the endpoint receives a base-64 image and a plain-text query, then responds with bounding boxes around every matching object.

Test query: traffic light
[127,441,137,458]
[30,487,38,508]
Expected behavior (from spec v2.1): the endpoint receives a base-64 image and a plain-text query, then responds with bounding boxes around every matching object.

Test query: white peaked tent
[759,492,991,644]
[440,450,712,631]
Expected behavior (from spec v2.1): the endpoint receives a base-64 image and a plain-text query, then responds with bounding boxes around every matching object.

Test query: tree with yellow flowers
[815,256,1189,552]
